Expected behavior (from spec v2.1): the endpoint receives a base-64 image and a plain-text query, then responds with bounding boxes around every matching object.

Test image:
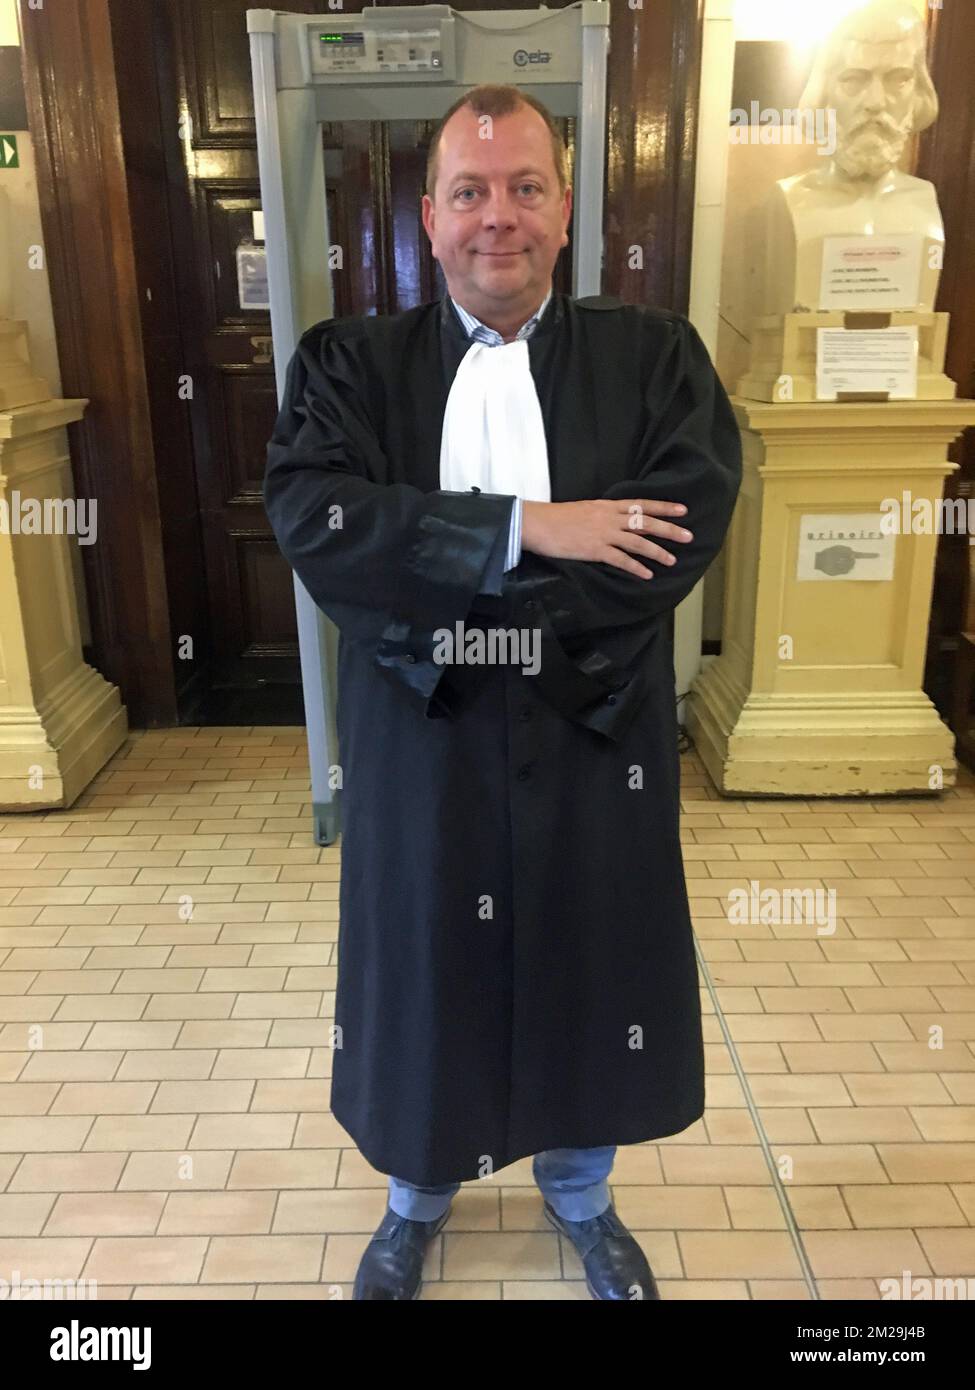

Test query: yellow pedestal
[688,397,975,796]
[0,395,128,810]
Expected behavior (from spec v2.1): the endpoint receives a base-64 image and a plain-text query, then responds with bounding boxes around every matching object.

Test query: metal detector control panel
[304,7,457,82]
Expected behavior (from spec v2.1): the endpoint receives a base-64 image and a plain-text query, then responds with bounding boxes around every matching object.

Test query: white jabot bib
[439,338,551,504]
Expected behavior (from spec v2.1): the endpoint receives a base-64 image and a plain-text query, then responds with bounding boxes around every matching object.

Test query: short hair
[799,0,938,133]
[425,84,569,202]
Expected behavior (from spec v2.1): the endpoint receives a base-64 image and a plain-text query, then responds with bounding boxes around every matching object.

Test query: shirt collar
[448,286,553,346]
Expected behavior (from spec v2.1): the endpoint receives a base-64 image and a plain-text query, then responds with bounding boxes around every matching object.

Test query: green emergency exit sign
[0,135,19,169]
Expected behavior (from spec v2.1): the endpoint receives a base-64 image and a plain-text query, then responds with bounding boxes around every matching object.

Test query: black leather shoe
[543,1199,660,1300]
[352,1204,451,1300]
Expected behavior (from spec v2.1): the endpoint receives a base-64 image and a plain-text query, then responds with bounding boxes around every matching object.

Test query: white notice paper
[236,245,270,310]
[819,234,923,310]
[816,326,919,400]
[796,513,894,582]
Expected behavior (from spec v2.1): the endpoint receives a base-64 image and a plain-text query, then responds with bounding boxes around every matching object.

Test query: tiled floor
[1,726,974,1300]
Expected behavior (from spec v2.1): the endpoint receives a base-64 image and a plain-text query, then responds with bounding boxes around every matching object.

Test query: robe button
[524,599,535,611]
[606,693,617,705]
[519,707,532,721]
[404,654,416,663]
[517,762,533,779]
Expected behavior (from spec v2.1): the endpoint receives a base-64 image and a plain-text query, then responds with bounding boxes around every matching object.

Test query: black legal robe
[263,291,743,1186]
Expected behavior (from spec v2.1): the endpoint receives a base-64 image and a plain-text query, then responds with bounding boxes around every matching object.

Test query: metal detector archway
[248,3,609,843]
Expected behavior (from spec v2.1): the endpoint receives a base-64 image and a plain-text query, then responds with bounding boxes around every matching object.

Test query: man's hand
[521,499,694,579]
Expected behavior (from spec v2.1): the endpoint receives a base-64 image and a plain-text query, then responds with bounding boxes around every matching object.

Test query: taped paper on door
[236,245,270,311]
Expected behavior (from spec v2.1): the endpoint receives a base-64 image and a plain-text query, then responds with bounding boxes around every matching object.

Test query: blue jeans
[388,1146,616,1223]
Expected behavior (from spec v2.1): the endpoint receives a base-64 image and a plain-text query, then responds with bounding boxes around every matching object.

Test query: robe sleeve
[263,324,515,716]
[476,513,512,597]
[505,314,743,739]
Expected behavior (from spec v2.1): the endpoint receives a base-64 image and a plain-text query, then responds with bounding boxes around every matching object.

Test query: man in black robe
[263,84,742,1300]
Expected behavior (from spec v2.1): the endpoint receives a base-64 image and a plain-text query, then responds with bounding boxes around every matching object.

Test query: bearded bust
[762,0,944,315]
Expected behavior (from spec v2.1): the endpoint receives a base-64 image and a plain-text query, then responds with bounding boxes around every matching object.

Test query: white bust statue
[762,0,943,315]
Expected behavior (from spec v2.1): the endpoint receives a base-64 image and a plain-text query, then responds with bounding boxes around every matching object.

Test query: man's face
[421,104,572,320]
[828,35,919,180]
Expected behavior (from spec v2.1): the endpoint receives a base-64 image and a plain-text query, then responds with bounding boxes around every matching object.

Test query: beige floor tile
[444,1230,562,1281]
[743,1280,812,1298]
[808,1106,921,1143]
[187,1114,297,1149]
[750,1075,853,1106]
[449,1186,501,1229]
[659,1146,771,1184]
[615,1185,730,1229]
[725,1015,821,1042]
[116,1051,217,1081]
[950,1184,975,1222]
[0,1192,56,1234]
[747,1110,818,1143]
[724,1186,789,1230]
[909,1106,975,1141]
[0,1116,95,1151]
[579,1145,659,1183]
[816,1014,914,1041]
[679,1231,804,1279]
[229,992,322,1019]
[50,1083,158,1115]
[875,1042,975,1071]
[782,1042,886,1071]
[143,995,235,1021]
[845,1073,954,1105]
[817,1278,890,1299]
[0,1236,92,1278]
[293,1113,351,1149]
[157,1190,277,1235]
[786,1185,852,1228]
[249,1080,330,1110]
[273,1188,387,1233]
[137,1284,255,1299]
[944,1075,975,1103]
[228,1147,340,1189]
[19,1051,123,1082]
[9,1152,127,1191]
[0,1082,60,1115]
[83,1023,182,1050]
[915,1228,975,1274]
[149,1081,254,1113]
[44,1192,167,1236]
[210,1045,307,1078]
[175,1023,272,1050]
[803,1228,930,1279]
[83,1115,196,1150]
[877,1143,975,1182]
[164,947,251,967]
[768,1143,889,1184]
[843,1184,967,1229]
[663,1279,752,1299]
[117,1150,234,1190]
[85,1235,210,1284]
